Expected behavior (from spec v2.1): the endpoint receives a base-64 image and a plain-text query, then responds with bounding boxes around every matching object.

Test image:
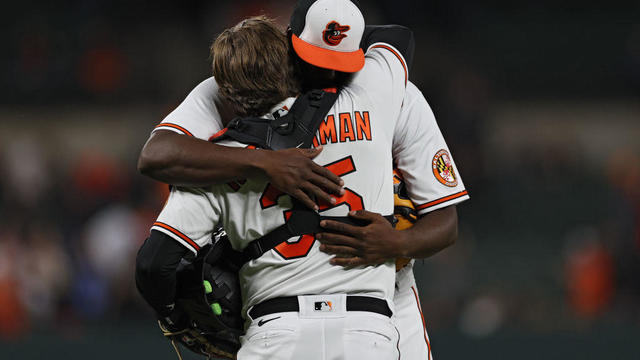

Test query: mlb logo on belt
[314,301,333,311]
[299,295,345,318]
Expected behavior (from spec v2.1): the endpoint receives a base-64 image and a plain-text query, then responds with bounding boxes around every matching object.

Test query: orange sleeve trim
[411,286,432,360]
[153,222,200,251]
[371,44,408,85]
[416,190,468,211]
[154,123,194,137]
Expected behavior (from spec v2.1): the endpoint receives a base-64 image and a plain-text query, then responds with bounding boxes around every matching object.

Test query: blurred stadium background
[1,1,639,359]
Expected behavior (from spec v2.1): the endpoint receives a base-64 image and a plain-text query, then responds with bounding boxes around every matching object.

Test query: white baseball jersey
[153,77,224,139]
[392,82,469,215]
[152,43,408,316]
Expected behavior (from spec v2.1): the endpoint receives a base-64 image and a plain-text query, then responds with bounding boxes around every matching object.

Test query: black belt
[248,296,392,319]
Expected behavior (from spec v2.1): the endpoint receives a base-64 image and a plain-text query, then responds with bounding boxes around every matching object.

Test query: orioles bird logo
[323,21,350,46]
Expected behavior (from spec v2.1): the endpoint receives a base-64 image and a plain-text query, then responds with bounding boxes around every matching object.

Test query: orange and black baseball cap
[289,0,365,73]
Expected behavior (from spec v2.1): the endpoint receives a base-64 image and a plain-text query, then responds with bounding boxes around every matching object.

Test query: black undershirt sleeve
[135,230,192,317]
[359,25,415,71]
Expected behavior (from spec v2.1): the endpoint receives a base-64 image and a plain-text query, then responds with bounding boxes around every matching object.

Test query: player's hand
[258,146,344,210]
[316,210,405,267]
[158,305,190,332]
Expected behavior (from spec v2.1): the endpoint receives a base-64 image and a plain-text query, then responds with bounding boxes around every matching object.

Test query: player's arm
[138,76,344,209]
[139,131,343,209]
[316,206,457,266]
[135,231,191,323]
[136,185,221,326]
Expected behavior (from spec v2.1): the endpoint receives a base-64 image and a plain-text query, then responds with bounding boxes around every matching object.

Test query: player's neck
[216,98,237,127]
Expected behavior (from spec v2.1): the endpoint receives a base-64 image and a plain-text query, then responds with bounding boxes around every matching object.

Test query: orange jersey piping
[416,190,468,211]
[371,44,408,85]
[152,222,200,252]
[154,123,194,137]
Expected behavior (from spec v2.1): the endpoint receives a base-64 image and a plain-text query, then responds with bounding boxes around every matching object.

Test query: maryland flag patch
[432,149,458,187]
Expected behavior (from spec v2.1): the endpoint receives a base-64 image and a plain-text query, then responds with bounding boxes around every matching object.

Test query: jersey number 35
[259,156,363,260]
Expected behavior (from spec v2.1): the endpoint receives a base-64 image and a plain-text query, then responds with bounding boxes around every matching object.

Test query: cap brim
[292,34,365,73]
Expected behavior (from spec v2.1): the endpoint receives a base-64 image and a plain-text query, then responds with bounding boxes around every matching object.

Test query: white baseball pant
[238,294,400,360]
[393,264,433,359]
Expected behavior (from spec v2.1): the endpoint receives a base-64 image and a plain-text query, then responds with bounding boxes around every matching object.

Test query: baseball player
[137,2,468,360]
[316,81,469,359]
[138,1,414,358]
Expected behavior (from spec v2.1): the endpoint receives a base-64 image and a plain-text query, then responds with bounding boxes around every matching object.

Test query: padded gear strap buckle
[227,117,244,131]
[285,209,321,235]
[271,115,295,135]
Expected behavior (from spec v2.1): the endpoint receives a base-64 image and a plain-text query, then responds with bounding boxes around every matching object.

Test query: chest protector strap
[211,89,396,263]
[241,210,396,262]
[211,89,339,150]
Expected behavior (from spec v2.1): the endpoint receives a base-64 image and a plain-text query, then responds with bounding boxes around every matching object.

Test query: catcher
[146,171,423,360]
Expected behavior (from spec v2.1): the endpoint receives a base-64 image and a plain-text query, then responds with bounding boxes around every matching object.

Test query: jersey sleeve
[151,186,221,254]
[351,42,408,120]
[153,77,224,140]
[393,82,469,215]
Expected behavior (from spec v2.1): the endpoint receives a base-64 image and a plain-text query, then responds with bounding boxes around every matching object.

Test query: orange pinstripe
[411,286,432,360]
